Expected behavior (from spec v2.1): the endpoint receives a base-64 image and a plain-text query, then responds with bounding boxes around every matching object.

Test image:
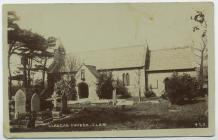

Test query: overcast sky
[6,3,212,53]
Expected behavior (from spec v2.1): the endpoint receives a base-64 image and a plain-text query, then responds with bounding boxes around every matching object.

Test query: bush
[116,81,131,99]
[164,72,199,105]
[96,72,130,99]
[54,78,77,101]
[144,89,156,98]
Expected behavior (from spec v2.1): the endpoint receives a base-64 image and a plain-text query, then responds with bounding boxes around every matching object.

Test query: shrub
[144,89,156,98]
[144,85,156,98]
[116,81,131,99]
[164,72,199,105]
[96,72,130,99]
[54,78,77,100]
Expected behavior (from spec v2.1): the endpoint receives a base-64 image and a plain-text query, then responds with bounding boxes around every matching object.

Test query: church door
[78,82,89,98]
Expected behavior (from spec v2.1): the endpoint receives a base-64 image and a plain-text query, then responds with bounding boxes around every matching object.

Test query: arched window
[122,73,126,86]
[81,69,85,81]
[126,73,130,86]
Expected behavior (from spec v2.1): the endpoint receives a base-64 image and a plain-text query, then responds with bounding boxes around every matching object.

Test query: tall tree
[15,30,49,87]
[8,11,56,90]
[7,11,23,97]
[33,37,57,88]
[191,10,208,89]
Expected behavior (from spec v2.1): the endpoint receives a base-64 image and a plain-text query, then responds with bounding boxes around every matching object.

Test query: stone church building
[47,43,197,101]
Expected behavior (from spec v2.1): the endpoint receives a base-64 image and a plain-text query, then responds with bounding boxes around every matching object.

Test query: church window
[122,73,126,86]
[81,69,85,81]
[126,73,130,86]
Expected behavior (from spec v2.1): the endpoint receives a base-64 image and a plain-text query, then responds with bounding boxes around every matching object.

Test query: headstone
[14,89,26,115]
[31,93,40,112]
[61,93,68,114]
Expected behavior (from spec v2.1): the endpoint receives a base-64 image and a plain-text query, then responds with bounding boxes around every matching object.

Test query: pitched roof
[148,47,196,71]
[85,65,100,78]
[47,62,76,73]
[68,44,147,70]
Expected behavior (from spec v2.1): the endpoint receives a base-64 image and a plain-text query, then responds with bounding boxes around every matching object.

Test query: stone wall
[110,68,145,97]
[147,71,197,97]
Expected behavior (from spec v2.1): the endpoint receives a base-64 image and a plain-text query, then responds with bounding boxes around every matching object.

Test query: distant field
[11,97,208,132]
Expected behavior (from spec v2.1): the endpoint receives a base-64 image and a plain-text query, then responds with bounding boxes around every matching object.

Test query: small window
[81,69,85,80]
[122,73,126,86]
[126,73,130,86]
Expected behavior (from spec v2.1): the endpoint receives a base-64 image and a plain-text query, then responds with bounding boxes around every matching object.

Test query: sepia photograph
[2,2,214,138]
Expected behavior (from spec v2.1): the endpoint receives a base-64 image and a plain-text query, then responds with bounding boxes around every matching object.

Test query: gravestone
[61,93,68,114]
[31,93,40,112]
[14,89,26,115]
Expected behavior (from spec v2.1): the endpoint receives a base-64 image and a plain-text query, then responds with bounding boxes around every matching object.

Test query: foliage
[191,10,208,89]
[164,72,199,105]
[54,78,77,100]
[7,11,57,93]
[144,89,156,98]
[96,72,130,99]
[116,80,131,99]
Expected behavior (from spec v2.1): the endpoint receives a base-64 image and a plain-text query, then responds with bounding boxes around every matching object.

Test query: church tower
[53,39,66,65]
[45,39,66,98]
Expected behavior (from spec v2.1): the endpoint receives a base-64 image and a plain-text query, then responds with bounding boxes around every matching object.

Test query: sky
[4,3,213,78]
[6,3,213,53]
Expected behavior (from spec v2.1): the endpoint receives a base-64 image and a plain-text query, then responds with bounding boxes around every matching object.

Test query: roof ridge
[150,46,190,52]
[66,44,147,55]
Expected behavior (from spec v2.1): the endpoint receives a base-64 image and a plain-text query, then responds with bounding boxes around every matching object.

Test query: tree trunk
[27,59,33,87]
[42,58,47,88]
[199,50,204,89]
[23,63,27,88]
[8,54,12,99]
[27,68,31,87]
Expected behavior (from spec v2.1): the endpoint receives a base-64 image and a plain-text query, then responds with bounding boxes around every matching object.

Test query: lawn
[11,97,208,132]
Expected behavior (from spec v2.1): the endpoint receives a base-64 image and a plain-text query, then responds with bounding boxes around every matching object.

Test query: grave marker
[31,93,40,112]
[14,89,26,115]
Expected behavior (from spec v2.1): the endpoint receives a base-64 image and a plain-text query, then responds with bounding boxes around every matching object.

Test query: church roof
[85,65,100,78]
[68,44,147,70]
[48,44,196,74]
[148,46,196,71]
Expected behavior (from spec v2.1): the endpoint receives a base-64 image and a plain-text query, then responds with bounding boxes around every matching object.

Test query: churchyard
[7,9,209,133]
[10,91,208,132]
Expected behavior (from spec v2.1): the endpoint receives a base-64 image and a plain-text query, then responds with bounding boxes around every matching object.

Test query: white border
[0,0,217,140]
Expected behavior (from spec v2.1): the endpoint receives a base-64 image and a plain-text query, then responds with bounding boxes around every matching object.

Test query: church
[47,43,197,101]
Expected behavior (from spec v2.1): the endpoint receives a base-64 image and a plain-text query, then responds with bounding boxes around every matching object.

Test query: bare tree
[65,55,81,72]
[191,10,207,89]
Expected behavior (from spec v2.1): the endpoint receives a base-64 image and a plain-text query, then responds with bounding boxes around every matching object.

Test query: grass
[11,97,208,132]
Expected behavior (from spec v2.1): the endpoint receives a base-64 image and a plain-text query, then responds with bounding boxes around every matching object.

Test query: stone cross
[51,91,58,110]
[14,89,26,118]
[31,93,40,112]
